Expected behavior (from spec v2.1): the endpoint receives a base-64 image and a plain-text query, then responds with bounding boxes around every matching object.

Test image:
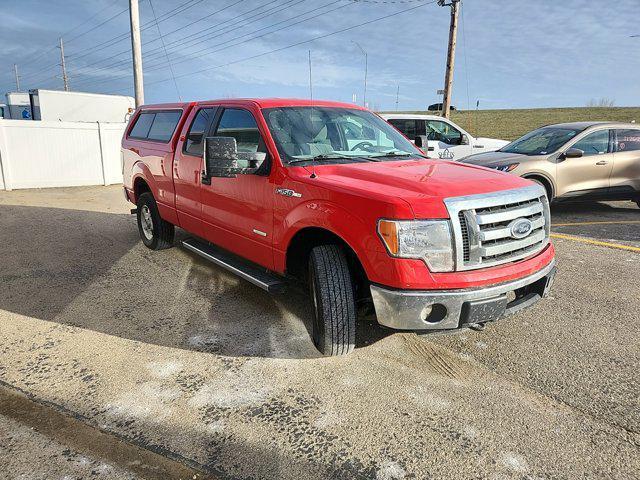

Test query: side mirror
[204,136,240,180]
[562,148,583,159]
[460,134,470,145]
[415,135,435,152]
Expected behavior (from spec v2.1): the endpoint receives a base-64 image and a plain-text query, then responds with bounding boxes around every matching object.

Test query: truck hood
[460,151,527,167]
[300,159,533,218]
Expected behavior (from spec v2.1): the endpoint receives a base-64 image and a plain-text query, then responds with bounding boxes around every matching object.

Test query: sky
[1,0,638,111]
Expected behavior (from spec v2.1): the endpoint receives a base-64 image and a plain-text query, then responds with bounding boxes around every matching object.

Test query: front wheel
[136,192,174,250]
[308,245,356,356]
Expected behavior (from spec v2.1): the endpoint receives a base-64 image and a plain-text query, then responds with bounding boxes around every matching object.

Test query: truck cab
[381,113,508,161]
[122,99,556,356]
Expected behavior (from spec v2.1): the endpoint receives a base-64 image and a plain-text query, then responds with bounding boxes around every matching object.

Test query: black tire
[136,192,174,250]
[308,245,356,356]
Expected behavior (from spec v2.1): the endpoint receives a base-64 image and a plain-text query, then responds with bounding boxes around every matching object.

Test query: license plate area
[460,295,509,326]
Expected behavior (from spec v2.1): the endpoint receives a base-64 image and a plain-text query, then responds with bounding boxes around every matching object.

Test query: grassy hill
[393,107,640,141]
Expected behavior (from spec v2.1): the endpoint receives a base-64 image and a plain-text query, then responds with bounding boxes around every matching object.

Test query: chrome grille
[445,186,550,271]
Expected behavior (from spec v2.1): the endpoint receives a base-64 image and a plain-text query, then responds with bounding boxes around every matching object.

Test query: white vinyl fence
[0,120,126,190]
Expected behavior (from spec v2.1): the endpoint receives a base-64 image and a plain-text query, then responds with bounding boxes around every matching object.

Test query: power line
[73,0,253,72]
[147,0,437,85]
[143,0,347,73]
[72,0,346,89]
[65,7,129,44]
[16,0,124,69]
[69,0,208,62]
[75,0,307,76]
[147,0,181,101]
[74,0,436,93]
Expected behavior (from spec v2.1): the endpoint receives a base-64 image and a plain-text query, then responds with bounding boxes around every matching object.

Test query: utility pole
[395,84,400,111]
[439,0,460,119]
[353,41,368,108]
[129,0,144,107]
[59,37,69,91]
[13,64,20,91]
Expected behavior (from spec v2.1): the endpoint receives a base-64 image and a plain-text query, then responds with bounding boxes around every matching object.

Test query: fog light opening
[420,303,447,324]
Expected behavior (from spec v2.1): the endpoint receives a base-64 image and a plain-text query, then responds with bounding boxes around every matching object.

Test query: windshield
[262,106,425,165]
[499,126,582,155]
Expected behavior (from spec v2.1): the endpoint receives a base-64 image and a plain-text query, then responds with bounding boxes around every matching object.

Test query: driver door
[556,128,614,198]
[425,119,472,160]
[200,107,275,269]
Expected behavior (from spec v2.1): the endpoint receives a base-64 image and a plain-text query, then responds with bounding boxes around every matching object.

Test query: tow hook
[468,323,486,331]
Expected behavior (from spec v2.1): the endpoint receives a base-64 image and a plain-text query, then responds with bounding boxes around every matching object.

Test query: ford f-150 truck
[122,99,556,356]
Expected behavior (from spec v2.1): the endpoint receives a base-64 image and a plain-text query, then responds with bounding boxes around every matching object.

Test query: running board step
[181,238,286,293]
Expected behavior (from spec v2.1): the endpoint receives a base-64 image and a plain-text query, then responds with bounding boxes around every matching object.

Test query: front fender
[275,199,387,278]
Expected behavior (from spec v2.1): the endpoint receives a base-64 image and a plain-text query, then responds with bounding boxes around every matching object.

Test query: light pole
[352,41,368,108]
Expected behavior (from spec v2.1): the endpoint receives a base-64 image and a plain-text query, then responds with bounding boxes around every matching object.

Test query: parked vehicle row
[461,122,640,207]
[122,99,556,356]
[381,113,508,161]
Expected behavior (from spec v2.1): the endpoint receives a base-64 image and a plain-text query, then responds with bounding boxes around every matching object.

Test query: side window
[215,108,266,169]
[184,108,215,156]
[129,112,155,139]
[427,120,462,145]
[388,119,417,139]
[572,130,610,156]
[215,109,262,153]
[147,111,182,142]
[615,129,640,152]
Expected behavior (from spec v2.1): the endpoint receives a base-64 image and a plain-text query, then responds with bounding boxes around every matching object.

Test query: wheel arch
[522,172,555,200]
[285,226,369,299]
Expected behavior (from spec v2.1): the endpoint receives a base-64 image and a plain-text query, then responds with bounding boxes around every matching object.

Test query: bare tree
[587,98,615,108]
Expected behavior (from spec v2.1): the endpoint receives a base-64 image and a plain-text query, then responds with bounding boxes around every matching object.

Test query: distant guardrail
[0,120,126,191]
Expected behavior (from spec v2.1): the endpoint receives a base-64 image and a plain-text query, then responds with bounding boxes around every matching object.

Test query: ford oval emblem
[509,218,533,239]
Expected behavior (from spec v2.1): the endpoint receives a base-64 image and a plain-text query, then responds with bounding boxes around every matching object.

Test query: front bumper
[370,260,556,331]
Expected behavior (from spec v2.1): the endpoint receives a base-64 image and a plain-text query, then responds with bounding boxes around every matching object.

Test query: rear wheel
[308,245,356,356]
[136,192,174,250]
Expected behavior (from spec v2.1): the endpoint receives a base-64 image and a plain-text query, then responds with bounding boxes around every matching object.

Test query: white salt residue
[146,360,182,378]
[207,419,226,433]
[106,382,182,419]
[501,452,528,473]
[313,411,340,429]
[376,461,406,480]
[408,387,451,410]
[462,424,479,439]
[189,379,272,409]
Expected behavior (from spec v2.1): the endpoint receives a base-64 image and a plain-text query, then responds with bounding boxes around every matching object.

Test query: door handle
[595,160,608,165]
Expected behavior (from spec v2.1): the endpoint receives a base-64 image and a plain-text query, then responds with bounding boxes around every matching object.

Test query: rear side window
[184,108,216,156]
[615,129,640,152]
[129,112,155,139]
[128,110,182,142]
[388,119,417,139]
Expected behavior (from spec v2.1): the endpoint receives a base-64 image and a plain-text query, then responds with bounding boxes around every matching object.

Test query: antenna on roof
[308,49,317,179]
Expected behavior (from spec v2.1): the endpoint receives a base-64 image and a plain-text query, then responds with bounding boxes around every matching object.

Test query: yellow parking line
[550,233,640,253]
[552,220,640,227]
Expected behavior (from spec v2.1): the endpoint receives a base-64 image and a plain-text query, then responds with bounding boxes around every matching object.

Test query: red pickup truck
[122,98,556,356]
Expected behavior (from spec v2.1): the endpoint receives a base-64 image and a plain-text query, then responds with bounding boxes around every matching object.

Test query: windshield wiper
[288,154,372,165]
[370,151,426,159]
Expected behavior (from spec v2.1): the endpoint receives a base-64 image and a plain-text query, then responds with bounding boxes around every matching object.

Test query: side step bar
[181,238,286,293]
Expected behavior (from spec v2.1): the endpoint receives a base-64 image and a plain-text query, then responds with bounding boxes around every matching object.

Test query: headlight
[493,163,519,172]
[377,219,454,272]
